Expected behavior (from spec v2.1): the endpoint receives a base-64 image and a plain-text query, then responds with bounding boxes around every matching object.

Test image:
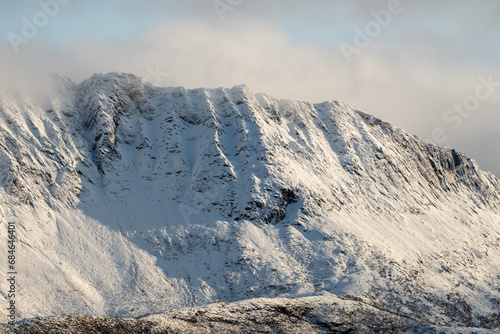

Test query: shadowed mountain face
[0,73,499,330]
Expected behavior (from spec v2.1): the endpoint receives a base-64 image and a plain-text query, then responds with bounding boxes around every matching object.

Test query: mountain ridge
[0,72,499,330]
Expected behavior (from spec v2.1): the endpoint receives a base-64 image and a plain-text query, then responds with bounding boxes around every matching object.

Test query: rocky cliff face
[0,73,499,331]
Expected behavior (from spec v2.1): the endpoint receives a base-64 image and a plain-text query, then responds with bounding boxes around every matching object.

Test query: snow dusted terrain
[5,295,500,334]
[0,72,499,332]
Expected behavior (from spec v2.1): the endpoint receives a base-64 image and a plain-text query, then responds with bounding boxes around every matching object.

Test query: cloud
[0,1,499,176]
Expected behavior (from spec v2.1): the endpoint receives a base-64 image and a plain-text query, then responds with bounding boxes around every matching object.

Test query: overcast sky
[1,0,499,177]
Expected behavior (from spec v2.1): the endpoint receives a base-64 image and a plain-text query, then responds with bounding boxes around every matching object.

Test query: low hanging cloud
[0,1,499,176]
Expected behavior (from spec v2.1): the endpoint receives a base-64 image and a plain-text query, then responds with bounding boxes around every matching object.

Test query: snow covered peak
[83,72,150,88]
[1,73,499,330]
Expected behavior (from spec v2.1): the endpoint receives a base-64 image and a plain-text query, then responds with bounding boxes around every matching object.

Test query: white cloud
[0,1,499,176]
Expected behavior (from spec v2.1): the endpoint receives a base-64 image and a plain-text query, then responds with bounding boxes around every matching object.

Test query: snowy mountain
[0,72,499,332]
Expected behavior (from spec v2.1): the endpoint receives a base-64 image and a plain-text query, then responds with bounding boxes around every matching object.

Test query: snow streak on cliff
[0,73,499,330]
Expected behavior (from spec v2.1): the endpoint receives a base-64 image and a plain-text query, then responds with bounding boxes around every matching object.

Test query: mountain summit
[1,73,499,331]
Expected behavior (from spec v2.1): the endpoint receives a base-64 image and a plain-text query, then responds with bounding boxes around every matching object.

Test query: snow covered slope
[5,294,500,334]
[0,73,499,330]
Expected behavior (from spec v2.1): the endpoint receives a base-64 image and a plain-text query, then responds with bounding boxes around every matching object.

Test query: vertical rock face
[0,72,499,330]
